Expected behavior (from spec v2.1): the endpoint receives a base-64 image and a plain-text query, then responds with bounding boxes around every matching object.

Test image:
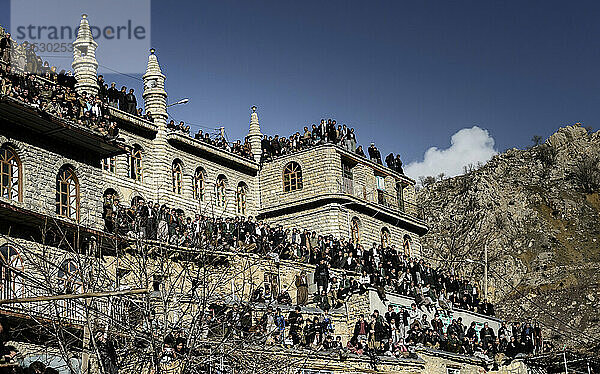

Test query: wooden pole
[0,288,148,305]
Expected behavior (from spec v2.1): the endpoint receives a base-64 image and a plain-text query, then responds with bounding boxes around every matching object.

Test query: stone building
[0,15,515,374]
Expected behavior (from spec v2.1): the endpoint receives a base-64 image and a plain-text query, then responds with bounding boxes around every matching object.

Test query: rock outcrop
[417,124,600,355]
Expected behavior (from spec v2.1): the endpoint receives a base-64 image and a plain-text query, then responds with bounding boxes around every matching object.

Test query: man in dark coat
[394,154,404,174]
[261,135,271,159]
[314,259,329,294]
[0,33,12,63]
[288,306,304,346]
[385,153,395,169]
[126,88,137,114]
[479,322,496,350]
[118,86,128,110]
[368,143,382,164]
[107,82,119,107]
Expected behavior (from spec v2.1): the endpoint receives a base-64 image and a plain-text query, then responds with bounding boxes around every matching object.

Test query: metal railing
[0,285,132,327]
[336,178,425,220]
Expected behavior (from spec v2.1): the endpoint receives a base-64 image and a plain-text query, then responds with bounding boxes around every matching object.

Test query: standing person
[288,306,304,346]
[295,270,309,306]
[385,153,395,169]
[107,82,119,108]
[274,308,286,345]
[0,33,11,64]
[368,143,382,164]
[126,88,137,114]
[394,154,404,174]
[157,205,169,242]
[314,259,329,294]
[118,86,127,111]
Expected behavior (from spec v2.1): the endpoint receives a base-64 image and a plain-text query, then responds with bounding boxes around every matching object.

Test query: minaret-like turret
[248,106,263,163]
[72,14,99,97]
[142,48,168,126]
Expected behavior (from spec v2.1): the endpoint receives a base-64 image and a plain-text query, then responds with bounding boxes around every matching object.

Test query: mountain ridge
[416,124,600,354]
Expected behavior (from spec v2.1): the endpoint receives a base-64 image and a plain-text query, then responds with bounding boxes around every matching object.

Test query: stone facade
[0,14,519,374]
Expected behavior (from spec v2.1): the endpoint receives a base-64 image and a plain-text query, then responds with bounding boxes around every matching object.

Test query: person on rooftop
[368,143,382,164]
[0,33,12,64]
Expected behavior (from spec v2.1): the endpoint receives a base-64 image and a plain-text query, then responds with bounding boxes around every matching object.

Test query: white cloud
[405,126,497,182]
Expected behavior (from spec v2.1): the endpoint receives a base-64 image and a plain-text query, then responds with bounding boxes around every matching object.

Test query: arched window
[215,175,227,207]
[193,167,205,201]
[350,217,361,245]
[56,166,79,221]
[130,145,143,182]
[0,245,24,300]
[172,159,184,195]
[57,260,84,321]
[236,182,248,215]
[403,235,412,257]
[0,146,22,202]
[283,162,303,192]
[380,227,390,248]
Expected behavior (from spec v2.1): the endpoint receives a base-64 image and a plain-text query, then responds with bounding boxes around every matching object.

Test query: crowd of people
[347,308,545,367]
[1,30,257,163]
[103,197,494,319]
[259,119,405,174]
[192,128,254,160]
[0,64,122,139]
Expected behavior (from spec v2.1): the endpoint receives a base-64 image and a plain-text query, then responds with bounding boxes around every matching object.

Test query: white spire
[72,14,99,96]
[143,48,168,124]
[248,105,262,163]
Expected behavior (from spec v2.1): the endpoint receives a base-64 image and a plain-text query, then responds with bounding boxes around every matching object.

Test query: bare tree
[0,216,312,374]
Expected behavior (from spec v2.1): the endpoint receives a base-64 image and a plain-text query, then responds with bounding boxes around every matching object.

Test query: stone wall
[100,128,258,218]
[265,204,422,257]
[0,135,105,230]
[259,146,341,210]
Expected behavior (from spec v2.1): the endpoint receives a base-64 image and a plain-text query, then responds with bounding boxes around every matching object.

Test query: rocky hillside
[417,125,600,354]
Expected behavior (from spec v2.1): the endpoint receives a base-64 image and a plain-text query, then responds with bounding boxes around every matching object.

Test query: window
[283,162,303,192]
[396,182,405,212]
[130,145,143,182]
[0,146,22,202]
[381,227,390,248]
[102,156,116,174]
[57,260,84,321]
[403,235,412,256]
[376,175,386,204]
[0,245,24,300]
[350,217,360,245]
[376,175,386,191]
[193,167,205,201]
[172,159,183,195]
[341,159,354,194]
[215,175,227,207]
[236,182,248,215]
[56,166,79,221]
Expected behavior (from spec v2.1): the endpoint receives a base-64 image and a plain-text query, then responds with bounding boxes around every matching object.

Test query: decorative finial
[82,14,88,19]
[150,48,155,55]
[251,105,257,113]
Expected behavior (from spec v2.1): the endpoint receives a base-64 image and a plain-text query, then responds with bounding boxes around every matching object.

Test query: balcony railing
[336,178,425,220]
[0,287,133,327]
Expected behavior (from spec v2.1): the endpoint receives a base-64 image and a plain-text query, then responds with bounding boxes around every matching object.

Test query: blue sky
[2,1,599,179]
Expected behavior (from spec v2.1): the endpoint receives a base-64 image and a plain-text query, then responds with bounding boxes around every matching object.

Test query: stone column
[248,106,263,163]
[72,14,99,97]
[142,49,170,203]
